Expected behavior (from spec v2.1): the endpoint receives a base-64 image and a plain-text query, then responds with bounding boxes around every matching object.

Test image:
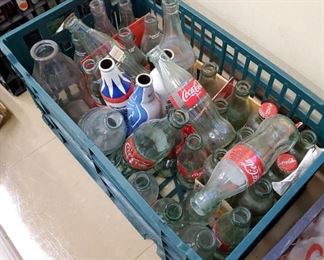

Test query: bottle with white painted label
[147,46,236,152]
[190,115,299,216]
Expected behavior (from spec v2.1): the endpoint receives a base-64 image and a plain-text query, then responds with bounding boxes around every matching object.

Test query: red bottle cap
[258,102,278,119]
[276,153,298,174]
[18,1,28,11]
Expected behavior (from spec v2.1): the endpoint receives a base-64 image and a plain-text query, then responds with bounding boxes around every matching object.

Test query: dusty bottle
[141,13,163,54]
[232,179,275,225]
[179,224,216,259]
[72,34,87,69]
[214,98,228,119]
[118,0,135,28]
[82,58,105,106]
[212,207,251,254]
[190,115,299,216]
[123,109,189,170]
[177,133,208,188]
[128,171,159,205]
[245,102,278,131]
[63,13,146,79]
[148,46,236,152]
[226,80,251,130]
[266,153,298,182]
[30,39,95,122]
[290,129,317,163]
[203,148,227,184]
[90,0,117,36]
[159,0,196,71]
[199,62,221,97]
[118,27,148,67]
[152,198,184,231]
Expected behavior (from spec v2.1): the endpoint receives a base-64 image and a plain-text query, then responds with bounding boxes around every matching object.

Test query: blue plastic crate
[0,0,323,259]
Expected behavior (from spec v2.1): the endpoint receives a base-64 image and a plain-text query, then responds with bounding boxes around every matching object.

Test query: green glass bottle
[199,62,221,98]
[203,148,227,184]
[214,98,228,119]
[290,129,317,163]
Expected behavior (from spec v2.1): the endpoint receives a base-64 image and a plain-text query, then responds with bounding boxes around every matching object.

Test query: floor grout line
[134,242,156,260]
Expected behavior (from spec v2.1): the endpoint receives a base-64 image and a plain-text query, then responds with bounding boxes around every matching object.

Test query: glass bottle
[128,171,159,205]
[199,62,221,98]
[245,102,278,131]
[226,80,251,130]
[177,133,208,188]
[148,46,236,153]
[82,58,105,106]
[78,107,127,155]
[159,0,196,71]
[190,115,299,216]
[141,13,163,54]
[232,179,275,226]
[179,224,216,259]
[72,34,87,70]
[118,27,148,67]
[203,148,227,184]
[290,129,317,163]
[212,207,251,254]
[123,109,189,170]
[63,13,147,79]
[118,0,135,28]
[266,153,298,182]
[214,98,228,119]
[30,39,95,122]
[152,198,184,231]
[89,0,117,36]
[225,126,255,149]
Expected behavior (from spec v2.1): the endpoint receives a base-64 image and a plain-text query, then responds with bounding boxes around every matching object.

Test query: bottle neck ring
[231,207,251,228]
[30,40,59,62]
[133,173,151,191]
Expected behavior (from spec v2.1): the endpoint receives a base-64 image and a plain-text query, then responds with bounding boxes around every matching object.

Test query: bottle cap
[276,153,298,174]
[258,102,278,119]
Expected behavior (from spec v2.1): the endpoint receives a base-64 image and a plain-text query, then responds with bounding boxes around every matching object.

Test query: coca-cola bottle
[147,46,236,152]
[72,34,87,70]
[245,102,278,131]
[203,148,227,184]
[198,62,221,98]
[190,115,299,216]
[214,98,229,119]
[266,153,298,182]
[290,129,317,163]
[118,0,135,28]
[123,109,189,170]
[140,13,163,54]
[225,126,255,149]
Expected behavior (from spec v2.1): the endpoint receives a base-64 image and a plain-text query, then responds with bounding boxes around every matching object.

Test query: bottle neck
[90,0,106,17]
[164,202,183,222]
[214,98,228,117]
[118,27,136,51]
[135,73,155,103]
[251,179,272,199]
[230,207,251,228]
[133,173,151,192]
[296,130,317,150]
[211,149,227,165]
[104,111,124,131]
[144,15,161,38]
[168,109,189,129]
[30,39,59,64]
[201,62,217,78]
[162,0,183,38]
[196,229,216,251]
[185,133,203,151]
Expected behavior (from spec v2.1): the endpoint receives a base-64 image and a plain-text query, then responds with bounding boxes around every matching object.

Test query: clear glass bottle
[225,126,255,149]
[118,26,148,67]
[82,58,105,106]
[199,62,221,98]
[30,39,95,122]
[78,107,127,155]
[290,129,317,163]
[212,207,251,254]
[214,98,228,119]
[72,34,87,70]
[148,46,236,153]
[179,224,216,259]
[266,153,298,182]
[226,80,251,130]
[128,171,159,205]
[141,13,163,54]
[152,198,184,231]
[118,0,135,28]
[89,0,117,36]
[159,0,196,71]
[245,102,278,131]
[203,148,227,184]
[123,109,189,170]
[232,179,275,226]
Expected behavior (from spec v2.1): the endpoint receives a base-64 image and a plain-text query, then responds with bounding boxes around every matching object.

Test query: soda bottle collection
[29,0,318,258]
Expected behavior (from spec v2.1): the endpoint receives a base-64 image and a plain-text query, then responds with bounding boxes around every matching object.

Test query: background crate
[0,0,323,259]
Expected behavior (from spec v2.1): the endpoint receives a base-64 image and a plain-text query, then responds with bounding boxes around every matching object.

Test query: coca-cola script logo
[181,80,203,102]
[240,158,261,184]
[176,79,206,109]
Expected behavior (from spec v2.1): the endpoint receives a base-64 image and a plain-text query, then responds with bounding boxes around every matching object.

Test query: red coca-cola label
[276,153,298,174]
[212,223,230,253]
[258,102,278,119]
[177,161,204,181]
[224,144,265,186]
[123,136,155,170]
[168,79,206,109]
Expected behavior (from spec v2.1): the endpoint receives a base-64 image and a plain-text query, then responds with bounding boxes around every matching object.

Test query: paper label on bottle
[123,136,155,170]
[168,79,206,109]
[212,223,231,253]
[109,45,125,62]
[224,144,265,186]
[176,160,204,181]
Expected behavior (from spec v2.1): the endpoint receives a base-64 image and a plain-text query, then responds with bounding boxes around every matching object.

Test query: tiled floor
[0,86,159,259]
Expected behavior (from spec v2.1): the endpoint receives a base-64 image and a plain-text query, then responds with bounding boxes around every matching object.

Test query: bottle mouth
[212,148,227,164]
[89,0,105,14]
[99,58,115,72]
[82,58,97,73]
[196,229,216,250]
[165,202,183,221]
[144,13,157,24]
[214,98,228,115]
[136,73,152,88]
[118,26,133,41]
[168,109,189,129]
[104,111,123,130]
[237,126,254,141]
[299,129,317,147]
[163,48,175,60]
[231,207,251,227]
[202,62,218,77]
[133,172,151,191]
[119,0,131,7]
[147,46,170,64]
[253,179,273,198]
[162,0,179,15]
[30,40,59,62]
[235,80,251,97]
[186,133,203,151]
